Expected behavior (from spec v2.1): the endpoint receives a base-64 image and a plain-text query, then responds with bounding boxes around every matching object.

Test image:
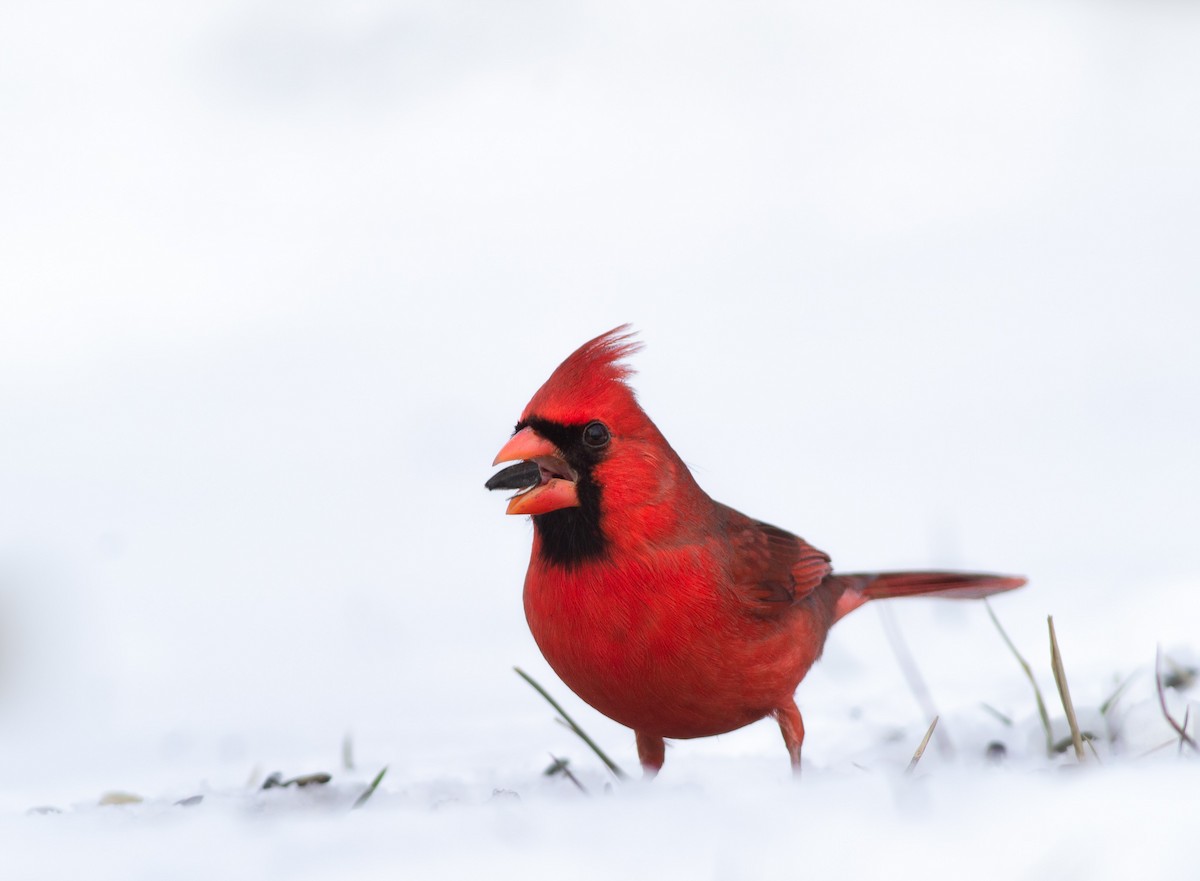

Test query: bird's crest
[521,325,644,426]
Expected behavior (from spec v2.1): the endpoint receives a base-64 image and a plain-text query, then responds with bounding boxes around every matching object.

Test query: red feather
[521,325,643,427]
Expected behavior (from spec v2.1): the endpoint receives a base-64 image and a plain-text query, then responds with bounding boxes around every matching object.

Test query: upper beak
[492,426,556,467]
[491,426,581,516]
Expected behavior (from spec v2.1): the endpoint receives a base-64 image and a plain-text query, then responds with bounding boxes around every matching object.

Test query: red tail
[832,571,1025,621]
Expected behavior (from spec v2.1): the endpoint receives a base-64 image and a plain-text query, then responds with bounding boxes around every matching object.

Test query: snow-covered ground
[2,1,1198,877]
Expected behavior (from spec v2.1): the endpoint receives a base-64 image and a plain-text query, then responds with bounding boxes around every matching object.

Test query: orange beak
[491,427,581,516]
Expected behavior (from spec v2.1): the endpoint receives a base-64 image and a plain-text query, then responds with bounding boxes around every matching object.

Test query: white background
[2,1,1198,877]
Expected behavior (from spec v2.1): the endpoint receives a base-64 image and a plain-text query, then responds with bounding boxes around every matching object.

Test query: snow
[10,763,1200,880]
[1,0,1198,877]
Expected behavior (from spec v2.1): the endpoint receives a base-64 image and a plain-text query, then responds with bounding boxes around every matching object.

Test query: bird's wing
[717,504,832,616]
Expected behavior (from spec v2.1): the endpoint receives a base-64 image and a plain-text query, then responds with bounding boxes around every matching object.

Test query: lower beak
[491,426,581,516]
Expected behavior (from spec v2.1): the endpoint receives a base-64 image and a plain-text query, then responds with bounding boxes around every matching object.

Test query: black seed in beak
[486,460,542,491]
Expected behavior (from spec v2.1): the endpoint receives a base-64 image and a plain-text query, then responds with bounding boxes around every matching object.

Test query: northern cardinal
[489,326,1024,775]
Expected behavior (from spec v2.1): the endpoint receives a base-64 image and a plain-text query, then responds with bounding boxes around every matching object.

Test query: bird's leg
[773,700,805,775]
[635,731,665,778]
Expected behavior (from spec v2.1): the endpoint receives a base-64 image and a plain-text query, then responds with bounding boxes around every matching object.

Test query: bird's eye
[582,421,610,448]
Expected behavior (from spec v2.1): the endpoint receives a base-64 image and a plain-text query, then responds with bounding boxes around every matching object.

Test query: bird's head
[488,325,701,565]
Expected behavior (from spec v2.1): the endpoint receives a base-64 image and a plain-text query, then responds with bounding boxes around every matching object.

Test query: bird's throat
[532,480,606,568]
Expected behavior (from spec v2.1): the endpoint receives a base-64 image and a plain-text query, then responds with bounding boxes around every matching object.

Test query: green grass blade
[985,599,1055,757]
[515,666,629,780]
[351,766,388,810]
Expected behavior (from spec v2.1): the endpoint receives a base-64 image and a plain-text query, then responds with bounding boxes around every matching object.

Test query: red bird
[490,326,1024,775]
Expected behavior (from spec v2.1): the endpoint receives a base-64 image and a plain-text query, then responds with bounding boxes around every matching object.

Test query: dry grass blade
[515,666,629,780]
[98,792,143,806]
[879,605,952,757]
[1048,615,1086,763]
[244,764,263,789]
[905,716,939,775]
[351,766,388,810]
[985,600,1055,756]
[1155,646,1199,753]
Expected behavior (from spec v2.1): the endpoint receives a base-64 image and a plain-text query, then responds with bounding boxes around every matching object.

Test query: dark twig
[1155,646,1199,753]
[515,667,629,780]
[1180,708,1191,757]
[545,755,588,794]
[1137,738,1180,759]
